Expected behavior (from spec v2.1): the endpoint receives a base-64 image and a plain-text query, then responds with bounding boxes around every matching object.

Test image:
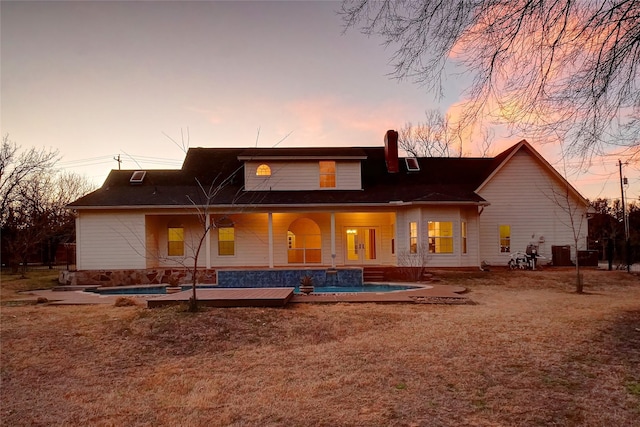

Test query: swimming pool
[294,284,417,293]
[87,284,420,295]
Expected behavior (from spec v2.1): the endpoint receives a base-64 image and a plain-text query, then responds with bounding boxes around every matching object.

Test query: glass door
[345,227,377,264]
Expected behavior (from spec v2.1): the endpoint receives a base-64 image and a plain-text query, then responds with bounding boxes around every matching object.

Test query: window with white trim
[461,221,467,254]
[409,222,418,254]
[218,226,235,256]
[499,225,511,253]
[428,221,454,253]
[319,161,336,188]
[168,226,184,257]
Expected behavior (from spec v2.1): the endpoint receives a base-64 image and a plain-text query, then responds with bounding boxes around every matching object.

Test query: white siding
[244,161,361,191]
[76,211,146,270]
[336,162,361,189]
[147,215,207,268]
[395,207,480,268]
[209,213,270,267]
[334,212,395,265]
[196,211,396,267]
[394,208,422,257]
[478,150,588,266]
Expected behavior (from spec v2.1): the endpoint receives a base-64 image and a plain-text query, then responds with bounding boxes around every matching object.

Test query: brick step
[363,268,386,282]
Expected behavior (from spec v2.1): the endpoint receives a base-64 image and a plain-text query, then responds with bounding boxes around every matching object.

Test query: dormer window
[319,161,336,188]
[256,164,271,176]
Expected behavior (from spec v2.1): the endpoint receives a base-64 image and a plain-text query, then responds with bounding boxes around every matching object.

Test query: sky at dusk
[1,0,637,201]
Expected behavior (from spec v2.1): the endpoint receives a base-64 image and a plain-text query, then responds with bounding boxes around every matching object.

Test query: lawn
[1,268,639,426]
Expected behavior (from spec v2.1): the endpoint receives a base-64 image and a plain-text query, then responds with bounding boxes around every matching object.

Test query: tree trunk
[189,258,199,313]
[575,261,583,294]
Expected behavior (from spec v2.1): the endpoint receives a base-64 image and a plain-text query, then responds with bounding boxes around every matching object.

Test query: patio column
[268,212,274,268]
[331,212,336,268]
[206,213,211,269]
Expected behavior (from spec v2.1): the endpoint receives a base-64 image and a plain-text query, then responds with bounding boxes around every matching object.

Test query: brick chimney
[384,129,399,173]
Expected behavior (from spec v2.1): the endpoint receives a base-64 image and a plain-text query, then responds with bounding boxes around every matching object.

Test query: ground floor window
[288,218,321,263]
[499,225,511,253]
[167,226,184,256]
[218,226,235,256]
[428,221,454,253]
[409,222,418,254]
[461,221,467,254]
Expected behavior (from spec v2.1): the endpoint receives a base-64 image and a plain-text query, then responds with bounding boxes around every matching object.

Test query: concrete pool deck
[22,283,469,307]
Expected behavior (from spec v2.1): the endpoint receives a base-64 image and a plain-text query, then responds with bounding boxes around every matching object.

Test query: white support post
[331,212,336,268]
[268,212,274,268]
[206,213,211,269]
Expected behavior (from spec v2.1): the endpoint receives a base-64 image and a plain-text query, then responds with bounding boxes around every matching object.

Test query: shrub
[114,297,138,307]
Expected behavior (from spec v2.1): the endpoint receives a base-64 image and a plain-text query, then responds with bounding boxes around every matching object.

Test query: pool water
[88,285,215,295]
[88,284,418,295]
[294,284,416,294]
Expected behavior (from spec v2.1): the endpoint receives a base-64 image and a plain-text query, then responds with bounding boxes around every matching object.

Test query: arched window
[287,218,321,263]
[256,164,271,176]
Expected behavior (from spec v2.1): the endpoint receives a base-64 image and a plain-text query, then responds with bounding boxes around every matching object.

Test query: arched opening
[287,218,321,264]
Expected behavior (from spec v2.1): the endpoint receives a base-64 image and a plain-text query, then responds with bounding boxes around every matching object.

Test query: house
[65,131,589,286]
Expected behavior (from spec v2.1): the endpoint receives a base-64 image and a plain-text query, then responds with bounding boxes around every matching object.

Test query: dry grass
[1,269,639,426]
[0,270,60,304]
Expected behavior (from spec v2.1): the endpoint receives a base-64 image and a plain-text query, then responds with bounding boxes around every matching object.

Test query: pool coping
[20,282,468,306]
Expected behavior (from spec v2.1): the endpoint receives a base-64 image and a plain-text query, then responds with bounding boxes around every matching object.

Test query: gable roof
[237,147,368,160]
[476,140,589,205]
[69,140,580,210]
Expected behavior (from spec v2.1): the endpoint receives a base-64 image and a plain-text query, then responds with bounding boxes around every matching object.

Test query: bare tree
[341,1,640,158]
[4,172,51,276]
[399,110,457,157]
[400,109,495,158]
[160,130,270,312]
[183,177,234,312]
[552,185,590,293]
[2,166,93,276]
[397,242,432,282]
[0,134,58,225]
[544,151,590,293]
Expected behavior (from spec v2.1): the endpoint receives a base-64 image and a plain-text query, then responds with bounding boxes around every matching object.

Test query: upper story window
[256,164,271,176]
[319,161,336,188]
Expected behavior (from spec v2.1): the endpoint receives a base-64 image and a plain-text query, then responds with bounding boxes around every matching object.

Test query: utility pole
[114,154,122,170]
[619,160,630,272]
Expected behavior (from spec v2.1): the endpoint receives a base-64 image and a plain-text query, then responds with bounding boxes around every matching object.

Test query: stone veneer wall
[59,269,216,287]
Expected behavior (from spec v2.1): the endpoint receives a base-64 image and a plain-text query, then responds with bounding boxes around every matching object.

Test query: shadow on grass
[601,309,640,368]
[523,308,640,425]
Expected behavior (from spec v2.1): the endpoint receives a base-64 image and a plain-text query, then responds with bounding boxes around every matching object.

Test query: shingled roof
[68,142,528,209]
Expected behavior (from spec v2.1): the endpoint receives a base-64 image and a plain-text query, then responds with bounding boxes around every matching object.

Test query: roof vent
[405,157,420,172]
[129,170,146,184]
